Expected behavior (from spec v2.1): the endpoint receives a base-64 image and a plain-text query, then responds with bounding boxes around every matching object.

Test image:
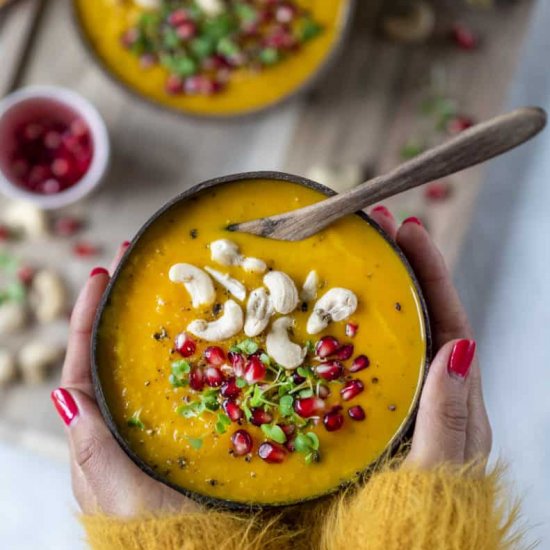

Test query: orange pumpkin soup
[74,0,350,116]
[95,178,427,506]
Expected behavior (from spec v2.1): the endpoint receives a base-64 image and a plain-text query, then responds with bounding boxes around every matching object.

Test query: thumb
[51,387,143,514]
[405,339,476,469]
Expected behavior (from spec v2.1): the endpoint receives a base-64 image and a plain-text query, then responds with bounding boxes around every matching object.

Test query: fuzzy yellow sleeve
[81,467,523,550]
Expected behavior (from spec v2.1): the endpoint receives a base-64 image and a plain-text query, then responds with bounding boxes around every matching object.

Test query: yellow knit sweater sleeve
[81,467,523,550]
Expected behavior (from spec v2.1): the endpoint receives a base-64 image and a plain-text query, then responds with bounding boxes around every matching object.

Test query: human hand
[51,243,200,517]
[368,206,492,469]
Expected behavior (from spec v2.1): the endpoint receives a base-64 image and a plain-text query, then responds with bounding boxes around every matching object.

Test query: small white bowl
[0,85,110,209]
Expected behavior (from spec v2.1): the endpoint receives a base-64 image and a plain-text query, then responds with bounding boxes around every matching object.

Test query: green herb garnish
[215,413,232,434]
[261,424,287,444]
[186,436,203,450]
[127,411,145,430]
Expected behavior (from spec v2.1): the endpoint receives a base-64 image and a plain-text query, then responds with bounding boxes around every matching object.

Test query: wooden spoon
[228,106,546,241]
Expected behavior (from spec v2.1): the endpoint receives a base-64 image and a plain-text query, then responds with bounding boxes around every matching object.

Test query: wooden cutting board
[0,0,534,458]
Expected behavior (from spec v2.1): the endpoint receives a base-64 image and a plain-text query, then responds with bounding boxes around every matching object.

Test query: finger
[405,339,476,468]
[397,219,472,348]
[109,241,131,275]
[61,269,110,395]
[465,362,492,461]
[368,205,398,240]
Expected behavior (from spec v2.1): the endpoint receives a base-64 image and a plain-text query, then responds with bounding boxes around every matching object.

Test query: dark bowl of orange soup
[92,172,431,509]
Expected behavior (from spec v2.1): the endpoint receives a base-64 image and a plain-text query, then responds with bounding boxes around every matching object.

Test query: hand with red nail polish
[55,245,198,517]
[388,214,492,470]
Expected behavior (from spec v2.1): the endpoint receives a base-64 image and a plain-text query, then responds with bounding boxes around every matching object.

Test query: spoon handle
[342,106,546,209]
[233,107,546,241]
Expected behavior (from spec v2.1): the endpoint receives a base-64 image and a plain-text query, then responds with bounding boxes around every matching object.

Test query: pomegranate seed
[348,405,366,421]
[165,75,184,95]
[315,336,340,358]
[250,408,273,426]
[121,28,138,48]
[292,372,306,384]
[315,361,344,381]
[228,352,246,377]
[189,367,205,391]
[0,225,12,241]
[17,266,34,286]
[447,115,474,134]
[341,379,364,401]
[275,4,296,24]
[40,178,61,194]
[231,429,253,456]
[174,332,196,357]
[70,118,88,138]
[244,355,266,384]
[317,384,330,399]
[323,409,344,432]
[11,158,29,179]
[73,241,100,257]
[220,378,241,399]
[204,346,226,366]
[168,9,188,26]
[28,165,51,186]
[54,216,82,237]
[350,355,370,373]
[205,366,224,387]
[184,75,218,96]
[451,24,478,50]
[345,322,358,338]
[51,158,70,178]
[279,424,295,439]
[334,344,354,361]
[258,442,286,463]
[176,21,196,40]
[140,54,157,69]
[223,399,243,422]
[22,122,44,141]
[294,397,325,418]
[43,131,62,149]
[424,181,451,201]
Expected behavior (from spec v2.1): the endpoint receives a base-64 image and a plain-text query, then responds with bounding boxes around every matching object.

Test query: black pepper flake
[153,327,168,341]
[395,302,402,312]
[208,479,218,487]
[300,302,308,312]
[190,228,198,239]
[144,381,151,387]
[212,303,222,315]
[388,404,397,411]
[244,455,252,463]
[177,457,187,469]
[372,377,379,384]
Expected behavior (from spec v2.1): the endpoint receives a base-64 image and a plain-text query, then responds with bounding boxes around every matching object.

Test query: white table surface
[1,1,550,548]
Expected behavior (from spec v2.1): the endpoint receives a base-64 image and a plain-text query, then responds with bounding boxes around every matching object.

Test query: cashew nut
[187,299,243,342]
[266,317,306,370]
[18,340,63,384]
[4,201,48,237]
[210,239,267,273]
[210,239,242,266]
[204,266,247,301]
[0,302,27,335]
[169,264,216,308]
[30,269,66,323]
[307,288,358,334]
[263,271,299,314]
[241,257,267,274]
[0,349,17,386]
[300,270,320,302]
[244,288,274,337]
[134,0,160,8]
[196,0,225,16]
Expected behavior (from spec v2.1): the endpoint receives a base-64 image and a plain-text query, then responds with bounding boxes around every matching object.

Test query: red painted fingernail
[403,216,423,226]
[448,339,476,379]
[90,267,109,277]
[372,205,393,218]
[51,388,79,426]
[122,240,131,248]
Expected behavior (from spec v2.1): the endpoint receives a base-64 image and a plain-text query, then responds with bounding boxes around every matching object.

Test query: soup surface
[75,0,349,116]
[96,179,427,505]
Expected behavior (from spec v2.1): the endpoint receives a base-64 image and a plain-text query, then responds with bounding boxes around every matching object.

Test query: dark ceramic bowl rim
[70,0,356,121]
[91,171,432,511]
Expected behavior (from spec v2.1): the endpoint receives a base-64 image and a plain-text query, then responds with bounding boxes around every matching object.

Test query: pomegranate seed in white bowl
[0,85,110,209]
